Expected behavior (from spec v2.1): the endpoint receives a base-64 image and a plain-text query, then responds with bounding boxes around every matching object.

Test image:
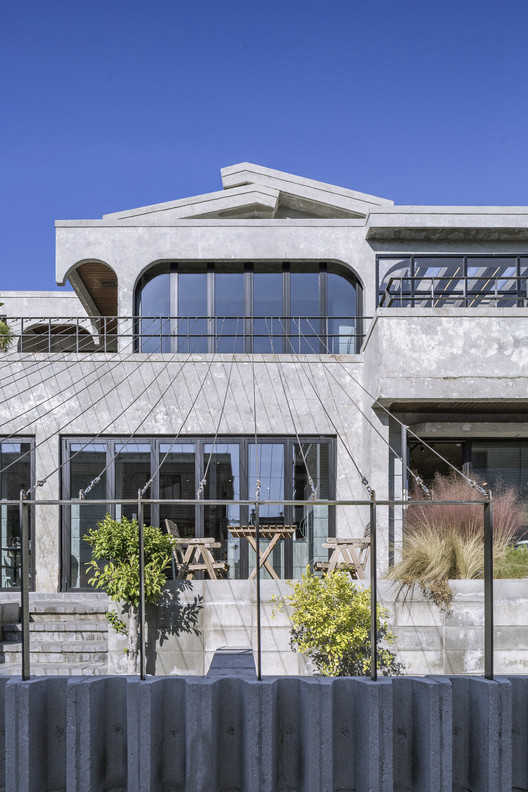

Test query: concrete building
[1,163,528,674]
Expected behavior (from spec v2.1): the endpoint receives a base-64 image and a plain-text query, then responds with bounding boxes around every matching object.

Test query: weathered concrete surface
[0,674,527,792]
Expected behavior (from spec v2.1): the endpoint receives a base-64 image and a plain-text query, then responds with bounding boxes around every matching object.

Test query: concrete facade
[1,163,528,673]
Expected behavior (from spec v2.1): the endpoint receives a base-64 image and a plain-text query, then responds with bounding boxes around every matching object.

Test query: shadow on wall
[145,581,204,675]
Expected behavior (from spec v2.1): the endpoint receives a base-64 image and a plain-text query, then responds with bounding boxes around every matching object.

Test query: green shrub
[272,567,402,677]
[85,514,176,673]
[0,319,13,352]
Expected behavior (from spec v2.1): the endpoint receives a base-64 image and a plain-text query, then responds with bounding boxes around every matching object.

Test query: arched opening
[19,324,96,353]
[67,260,119,351]
[134,261,363,353]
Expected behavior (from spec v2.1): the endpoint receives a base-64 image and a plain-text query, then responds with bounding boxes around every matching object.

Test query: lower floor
[1,424,528,592]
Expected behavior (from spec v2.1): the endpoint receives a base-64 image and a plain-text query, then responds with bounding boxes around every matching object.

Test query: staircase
[0,595,109,676]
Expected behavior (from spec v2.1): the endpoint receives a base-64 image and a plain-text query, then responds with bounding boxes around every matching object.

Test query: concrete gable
[101,163,393,222]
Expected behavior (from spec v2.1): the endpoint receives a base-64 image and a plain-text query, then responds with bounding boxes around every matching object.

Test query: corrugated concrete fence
[0,674,527,792]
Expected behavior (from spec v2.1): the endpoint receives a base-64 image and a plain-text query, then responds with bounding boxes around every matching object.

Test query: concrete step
[2,621,108,642]
[0,642,108,664]
[0,662,108,676]
[29,603,108,621]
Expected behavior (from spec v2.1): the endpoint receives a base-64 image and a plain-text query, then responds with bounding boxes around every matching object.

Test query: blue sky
[2,0,528,291]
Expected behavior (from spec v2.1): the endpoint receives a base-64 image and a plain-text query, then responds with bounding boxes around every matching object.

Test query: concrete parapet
[0,674,525,791]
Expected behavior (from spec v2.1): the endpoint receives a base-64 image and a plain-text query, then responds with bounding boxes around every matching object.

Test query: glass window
[248,443,285,579]
[69,443,107,589]
[327,272,358,353]
[115,443,151,524]
[253,272,284,353]
[0,441,32,589]
[139,272,171,353]
[159,443,196,539]
[64,435,333,586]
[409,441,464,487]
[292,442,330,578]
[215,273,245,353]
[204,443,240,578]
[136,263,360,354]
[290,271,320,353]
[472,443,528,498]
[178,273,208,353]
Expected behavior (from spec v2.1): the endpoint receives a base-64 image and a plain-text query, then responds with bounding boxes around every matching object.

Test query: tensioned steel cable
[140,318,235,497]
[265,319,317,501]
[1,320,199,485]
[0,320,168,448]
[79,318,212,498]
[197,318,240,498]
[0,317,161,431]
[302,317,486,495]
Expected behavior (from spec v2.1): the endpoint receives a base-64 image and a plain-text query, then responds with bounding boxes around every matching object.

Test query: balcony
[4,315,366,355]
[378,254,528,308]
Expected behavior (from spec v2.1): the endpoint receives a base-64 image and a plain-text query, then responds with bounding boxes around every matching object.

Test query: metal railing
[7,493,495,683]
[379,274,528,308]
[0,315,367,354]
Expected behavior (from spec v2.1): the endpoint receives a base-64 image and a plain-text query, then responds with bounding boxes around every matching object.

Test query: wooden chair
[164,519,229,580]
[314,523,370,580]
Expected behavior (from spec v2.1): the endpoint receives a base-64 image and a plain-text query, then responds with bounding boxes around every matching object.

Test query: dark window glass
[327,273,357,353]
[159,443,196,539]
[139,273,171,352]
[115,443,151,524]
[0,442,32,588]
[409,441,464,487]
[248,443,285,578]
[215,273,244,353]
[253,272,283,352]
[290,272,320,353]
[204,443,240,578]
[178,273,208,352]
[292,442,329,577]
[69,443,107,589]
[472,443,528,498]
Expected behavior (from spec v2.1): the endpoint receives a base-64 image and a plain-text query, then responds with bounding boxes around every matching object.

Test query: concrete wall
[103,579,528,678]
[1,673,526,791]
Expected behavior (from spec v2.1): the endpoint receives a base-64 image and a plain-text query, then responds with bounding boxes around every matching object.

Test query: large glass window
[0,440,33,589]
[63,436,334,588]
[409,438,528,505]
[136,263,361,353]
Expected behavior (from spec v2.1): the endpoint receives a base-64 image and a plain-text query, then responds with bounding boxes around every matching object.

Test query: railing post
[138,489,146,680]
[370,490,377,681]
[19,490,30,680]
[484,493,494,680]
[255,500,262,681]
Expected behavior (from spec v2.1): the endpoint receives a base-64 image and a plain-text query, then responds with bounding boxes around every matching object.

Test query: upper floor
[3,163,528,357]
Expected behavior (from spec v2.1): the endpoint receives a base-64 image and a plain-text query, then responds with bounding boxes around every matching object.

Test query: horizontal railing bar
[0,498,490,507]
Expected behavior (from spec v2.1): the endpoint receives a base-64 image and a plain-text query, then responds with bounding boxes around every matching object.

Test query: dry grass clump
[389,473,527,611]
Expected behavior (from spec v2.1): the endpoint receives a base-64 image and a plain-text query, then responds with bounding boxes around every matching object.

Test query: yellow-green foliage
[273,567,402,677]
[85,514,177,607]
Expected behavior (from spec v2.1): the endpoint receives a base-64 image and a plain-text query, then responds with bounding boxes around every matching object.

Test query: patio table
[227,524,296,579]
[314,536,370,579]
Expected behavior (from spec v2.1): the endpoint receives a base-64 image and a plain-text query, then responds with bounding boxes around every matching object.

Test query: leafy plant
[85,514,177,673]
[0,317,13,352]
[272,567,402,677]
[389,473,527,611]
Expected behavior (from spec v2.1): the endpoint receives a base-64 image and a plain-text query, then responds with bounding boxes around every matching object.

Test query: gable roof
[102,163,394,221]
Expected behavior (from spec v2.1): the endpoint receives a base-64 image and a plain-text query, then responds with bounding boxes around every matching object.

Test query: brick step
[0,662,108,676]
[2,622,108,642]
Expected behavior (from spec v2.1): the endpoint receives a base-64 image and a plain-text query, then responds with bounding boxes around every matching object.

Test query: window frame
[135,262,362,354]
[61,435,336,590]
[0,436,35,591]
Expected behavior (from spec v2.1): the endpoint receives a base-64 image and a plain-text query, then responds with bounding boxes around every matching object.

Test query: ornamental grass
[388,472,528,611]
